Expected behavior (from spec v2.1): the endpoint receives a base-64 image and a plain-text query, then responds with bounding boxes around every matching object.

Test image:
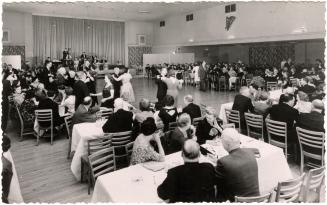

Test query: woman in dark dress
[158,95,178,132]
[91,75,115,108]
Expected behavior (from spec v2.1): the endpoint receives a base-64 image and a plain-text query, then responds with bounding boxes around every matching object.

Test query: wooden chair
[87,147,116,194]
[246,78,252,87]
[64,115,73,159]
[99,108,113,119]
[15,103,35,141]
[244,112,264,141]
[109,131,133,166]
[296,127,325,174]
[301,166,325,202]
[125,142,134,165]
[235,192,272,202]
[168,122,178,131]
[222,123,235,129]
[275,173,305,202]
[193,116,204,127]
[265,118,288,158]
[290,78,298,87]
[266,81,278,91]
[81,136,112,182]
[225,109,241,132]
[35,109,53,146]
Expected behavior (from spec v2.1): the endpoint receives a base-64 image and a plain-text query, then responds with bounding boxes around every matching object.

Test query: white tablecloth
[70,120,106,180]
[218,102,233,123]
[3,151,24,203]
[91,134,293,202]
[269,89,283,104]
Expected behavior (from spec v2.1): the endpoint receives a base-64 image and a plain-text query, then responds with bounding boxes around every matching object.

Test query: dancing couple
[112,67,135,103]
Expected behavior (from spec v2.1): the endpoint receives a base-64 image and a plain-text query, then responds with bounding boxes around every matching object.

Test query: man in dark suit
[232,86,254,134]
[39,61,54,89]
[157,140,216,202]
[268,93,299,143]
[156,68,168,107]
[73,71,90,109]
[102,98,133,133]
[198,61,207,91]
[297,99,324,132]
[112,67,122,99]
[63,48,68,60]
[72,97,100,125]
[182,94,201,121]
[215,128,259,202]
[80,51,87,60]
[298,77,316,94]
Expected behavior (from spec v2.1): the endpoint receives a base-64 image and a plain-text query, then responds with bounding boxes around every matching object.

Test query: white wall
[153,2,325,51]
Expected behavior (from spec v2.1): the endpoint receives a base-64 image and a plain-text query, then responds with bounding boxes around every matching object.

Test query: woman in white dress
[192,64,200,87]
[112,69,135,103]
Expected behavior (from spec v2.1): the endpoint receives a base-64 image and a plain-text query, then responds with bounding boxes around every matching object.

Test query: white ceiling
[3,1,220,21]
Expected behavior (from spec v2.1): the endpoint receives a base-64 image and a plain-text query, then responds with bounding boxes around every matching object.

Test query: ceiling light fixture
[138,10,150,14]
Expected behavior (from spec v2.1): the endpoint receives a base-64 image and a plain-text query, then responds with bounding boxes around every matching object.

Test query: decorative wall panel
[249,44,294,67]
[128,46,152,66]
[2,45,25,63]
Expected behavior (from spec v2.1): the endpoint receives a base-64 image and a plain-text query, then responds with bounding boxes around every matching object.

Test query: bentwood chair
[300,166,325,202]
[15,103,35,141]
[81,136,112,182]
[87,147,116,194]
[35,109,53,146]
[193,116,205,128]
[99,108,113,119]
[296,127,325,174]
[275,174,305,202]
[225,109,241,133]
[244,112,264,141]
[265,118,288,158]
[266,81,278,91]
[64,115,73,159]
[235,192,272,202]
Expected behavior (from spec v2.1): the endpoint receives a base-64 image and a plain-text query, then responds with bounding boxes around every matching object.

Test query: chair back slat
[99,108,113,119]
[225,109,241,132]
[88,147,116,181]
[275,174,305,202]
[245,112,264,140]
[168,122,178,131]
[110,131,132,147]
[193,116,204,127]
[87,135,112,155]
[266,118,288,157]
[235,192,272,203]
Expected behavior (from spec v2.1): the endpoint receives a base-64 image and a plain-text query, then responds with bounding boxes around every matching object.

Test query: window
[225,4,236,13]
[186,14,193,22]
[160,21,165,27]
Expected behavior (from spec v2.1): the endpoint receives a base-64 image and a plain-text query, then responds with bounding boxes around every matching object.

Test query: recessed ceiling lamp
[138,10,150,14]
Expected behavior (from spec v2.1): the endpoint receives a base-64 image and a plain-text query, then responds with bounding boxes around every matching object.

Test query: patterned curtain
[128,46,152,66]
[2,46,25,63]
[249,44,295,67]
[33,15,125,65]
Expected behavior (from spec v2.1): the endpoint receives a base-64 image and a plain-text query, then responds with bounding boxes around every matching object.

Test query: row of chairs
[235,166,325,203]
[225,109,325,174]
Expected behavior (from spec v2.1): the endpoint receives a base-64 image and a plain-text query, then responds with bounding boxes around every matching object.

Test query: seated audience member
[196,107,223,145]
[232,86,254,133]
[215,128,259,202]
[249,84,260,101]
[37,90,64,127]
[253,91,271,116]
[296,99,324,132]
[18,94,37,127]
[135,98,154,124]
[268,94,299,143]
[73,71,90,110]
[130,117,165,165]
[158,95,178,131]
[294,91,312,113]
[168,113,197,154]
[12,84,25,106]
[157,140,216,202]
[182,95,201,121]
[61,86,75,114]
[298,77,316,94]
[310,83,325,101]
[72,96,99,125]
[102,98,134,133]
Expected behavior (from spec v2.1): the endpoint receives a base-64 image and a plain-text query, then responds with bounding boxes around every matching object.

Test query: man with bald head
[215,128,259,202]
[157,140,216,202]
[72,96,99,125]
[182,94,201,121]
[296,99,325,132]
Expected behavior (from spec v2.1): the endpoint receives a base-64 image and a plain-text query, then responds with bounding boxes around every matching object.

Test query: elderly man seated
[157,140,216,202]
[215,128,260,202]
[102,98,134,133]
[72,96,100,125]
[182,94,201,121]
[297,99,324,132]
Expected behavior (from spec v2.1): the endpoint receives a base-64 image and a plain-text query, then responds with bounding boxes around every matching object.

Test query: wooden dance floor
[7,78,302,203]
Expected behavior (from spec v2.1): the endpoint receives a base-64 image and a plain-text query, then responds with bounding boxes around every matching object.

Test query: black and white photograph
[1,0,325,203]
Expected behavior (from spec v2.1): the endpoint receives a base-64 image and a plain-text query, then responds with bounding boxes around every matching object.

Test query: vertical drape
[33,15,125,65]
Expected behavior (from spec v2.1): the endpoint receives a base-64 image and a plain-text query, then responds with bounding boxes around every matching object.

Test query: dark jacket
[298,84,316,94]
[269,103,299,130]
[158,107,178,132]
[168,128,186,154]
[156,78,167,102]
[196,118,220,145]
[296,111,324,132]
[182,103,201,121]
[73,80,90,109]
[232,94,254,129]
[102,109,133,133]
[37,98,63,127]
[158,162,216,203]
[72,104,99,125]
[215,148,260,202]
[112,74,122,99]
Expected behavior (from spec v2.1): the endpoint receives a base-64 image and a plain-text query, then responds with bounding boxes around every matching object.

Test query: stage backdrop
[33,15,125,65]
